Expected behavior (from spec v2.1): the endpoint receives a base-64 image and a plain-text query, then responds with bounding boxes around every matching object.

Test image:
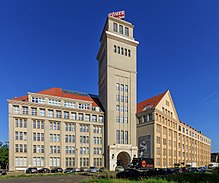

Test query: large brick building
[8,12,211,171]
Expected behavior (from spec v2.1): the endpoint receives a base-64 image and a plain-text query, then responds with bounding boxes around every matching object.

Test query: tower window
[125,85,128,92]
[116,83,120,90]
[125,49,127,56]
[113,23,118,32]
[121,84,124,91]
[116,105,120,112]
[121,130,124,144]
[128,50,131,57]
[119,25,123,34]
[121,47,124,55]
[116,130,120,144]
[125,27,129,36]
[114,45,116,53]
[118,46,120,54]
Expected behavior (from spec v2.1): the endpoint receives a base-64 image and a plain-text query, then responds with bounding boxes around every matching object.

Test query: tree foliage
[0,141,9,169]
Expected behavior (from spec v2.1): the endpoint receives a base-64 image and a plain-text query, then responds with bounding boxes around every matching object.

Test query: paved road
[0,174,91,183]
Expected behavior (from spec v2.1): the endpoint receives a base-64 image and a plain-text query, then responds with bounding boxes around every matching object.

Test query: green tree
[0,142,9,169]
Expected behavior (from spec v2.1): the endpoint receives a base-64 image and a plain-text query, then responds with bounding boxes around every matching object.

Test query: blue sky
[0,0,218,152]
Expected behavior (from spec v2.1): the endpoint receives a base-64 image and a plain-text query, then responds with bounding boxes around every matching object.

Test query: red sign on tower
[108,11,125,19]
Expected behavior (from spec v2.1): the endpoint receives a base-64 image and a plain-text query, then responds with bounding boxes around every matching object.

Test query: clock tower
[97,11,139,170]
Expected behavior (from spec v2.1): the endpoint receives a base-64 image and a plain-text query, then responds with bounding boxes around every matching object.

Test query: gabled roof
[13,88,102,107]
[137,90,168,114]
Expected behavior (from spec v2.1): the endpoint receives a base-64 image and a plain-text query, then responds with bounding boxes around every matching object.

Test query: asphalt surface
[0,174,91,183]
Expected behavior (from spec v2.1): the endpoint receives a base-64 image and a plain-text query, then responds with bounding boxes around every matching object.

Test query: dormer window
[79,103,90,110]
[113,23,118,32]
[119,25,123,34]
[32,97,45,104]
[125,27,129,36]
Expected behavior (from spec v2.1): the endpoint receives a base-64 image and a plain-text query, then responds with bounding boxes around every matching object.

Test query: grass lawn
[81,172,219,183]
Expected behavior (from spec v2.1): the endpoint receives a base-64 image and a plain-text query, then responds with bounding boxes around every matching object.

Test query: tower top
[108,10,125,20]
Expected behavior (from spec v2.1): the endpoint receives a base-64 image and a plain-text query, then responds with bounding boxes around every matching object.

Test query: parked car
[74,168,80,172]
[64,168,75,173]
[26,167,38,173]
[50,167,63,173]
[116,168,146,179]
[89,166,98,173]
[99,167,107,172]
[115,166,124,172]
[188,167,198,172]
[0,170,7,175]
[181,167,189,173]
[197,167,206,173]
[38,168,50,173]
[80,167,89,172]
[208,163,219,169]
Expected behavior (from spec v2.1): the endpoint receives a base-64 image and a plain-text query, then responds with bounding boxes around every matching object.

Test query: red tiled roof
[137,90,168,113]
[13,88,102,107]
[38,88,101,107]
[13,95,28,102]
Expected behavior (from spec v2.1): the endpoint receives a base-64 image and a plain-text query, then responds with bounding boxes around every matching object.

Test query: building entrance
[117,151,131,168]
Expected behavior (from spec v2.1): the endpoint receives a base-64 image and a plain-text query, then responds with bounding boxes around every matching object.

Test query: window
[32,97,45,104]
[124,116,128,123]
[32,108,37,116]
[92,115,97,122]
[121,47,124,55]
[121,96,124,102]
[13,105,20,114]
[116,83,120,90]
[166,100,170,106]
[64,111,69,119]
[33,120,37,129]
[148,113,153,121]
[15,119,19,127]
[114,45,117,53]
[128,49,131,57]
[56,111,62,118]
[116,95,120,102]
[48,99,60,106]
[125,85,128,92]
[119,25,123,34]
[116,105,120,112]
[118,46,120,54]
[121,130,124,144]
[71,113,76,120]
[37,120,40,129]
[64,101,76,108]
[85,114,90,121]
[121,84,124,91]
[116,130,120,144]
[116,116,120,123]
[79,103,90,110]
[99,116,103,123]
[125,27,129,36]
[125,131,128,144]
[22,107,28,115]
[48,110,54,117]
[15,144,19,152]
[123,48,127,56]
[24,119,27,128]
[78,113,83,121]
[113,22,118,32]
[125,96,128,103]
[157,136,160,144]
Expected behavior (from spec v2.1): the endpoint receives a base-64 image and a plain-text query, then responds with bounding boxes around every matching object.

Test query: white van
[208,162,219,169]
